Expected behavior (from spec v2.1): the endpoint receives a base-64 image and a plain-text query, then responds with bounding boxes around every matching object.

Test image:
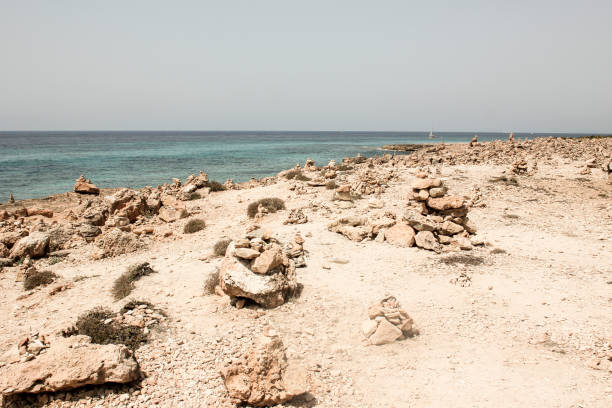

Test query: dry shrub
[206,180,226,192]
[213,239,231,257]
[337,164,354,171]
[325,180,338,190]
[490,248,507,254]
[246,197,286,218]
[183,218,206,234]
[188,192,201,200]
[440,254,484,266]
[503,213,520,219]
[112,262,156,300]
[203,269,220,295]
[74,307,148,350]
[488,175,519,186]
[23,270,57,291]
[284,169,311,181]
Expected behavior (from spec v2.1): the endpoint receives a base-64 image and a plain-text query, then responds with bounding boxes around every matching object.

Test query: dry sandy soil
[0,147,611,407]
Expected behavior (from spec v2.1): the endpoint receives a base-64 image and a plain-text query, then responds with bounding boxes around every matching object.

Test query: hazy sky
[1,0,611,132]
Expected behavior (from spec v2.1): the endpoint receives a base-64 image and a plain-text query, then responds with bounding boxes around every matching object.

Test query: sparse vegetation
[213,239,231,257]
[503,213,520,219]
[337,164,354,171]
[73,274,100,282]
[111,262,156,300]
[284,169,311,181]
[488,175,519,186]
[206,180,226,192]
[23,270,57,290]
[183,218,206,234]
[490,248,507,254]
[440,254,485,266]
[326,180,338,189]
[188,192,201,200]
[203,269,220,295]
[74,307,148,350]
[48,256,62,265]
[247,197,286,218]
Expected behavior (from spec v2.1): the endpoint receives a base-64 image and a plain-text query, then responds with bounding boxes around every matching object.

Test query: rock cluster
[361,296,418,345]
[219,332,309,407]
[327,213,396,242]
[403,175,478,252]
[0,335,139,397]
[218,232,301,308]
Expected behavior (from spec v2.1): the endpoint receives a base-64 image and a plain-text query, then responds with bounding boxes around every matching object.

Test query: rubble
[283,208,308,225]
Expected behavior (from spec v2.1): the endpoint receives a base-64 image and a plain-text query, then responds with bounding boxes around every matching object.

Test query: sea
[0,131,593,202]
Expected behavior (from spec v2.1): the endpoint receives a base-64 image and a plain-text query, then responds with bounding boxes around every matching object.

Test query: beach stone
[220,335,309,407]
[234,247,261,260]
[9,232,49,259]
[251,246,284,274]
[368,319,403,345]
[361,320,379,338]
[427,196,465,211]
[440,221,464,235]
[415,230,439,251]
[0,336,139,396]
[428,186,447,198]
[411,178,441,191]
[158,206,189,223]
[26,208,53,218]
[403,209,438,231]
[463,218,477,234]
[416,189,429,201]
[384,224,415,247]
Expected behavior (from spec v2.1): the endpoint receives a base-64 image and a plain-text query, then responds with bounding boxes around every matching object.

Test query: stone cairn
[361,295,418,346]
[404,173,478,252]
[218,231,303,308]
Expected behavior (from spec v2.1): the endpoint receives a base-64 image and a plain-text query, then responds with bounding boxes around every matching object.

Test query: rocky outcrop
[328,213,397,243]
[73,175,100,195]
[362,296,418,345]
[0,335,139,397]
[218,237,300,308]
[96,228,143,258]
[220,333,309,407]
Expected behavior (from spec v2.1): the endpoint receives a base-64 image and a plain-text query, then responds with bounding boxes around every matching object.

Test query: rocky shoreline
[0,135,610,408]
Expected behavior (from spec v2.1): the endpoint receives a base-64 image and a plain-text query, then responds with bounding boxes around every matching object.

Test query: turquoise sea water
[0,131,591,201]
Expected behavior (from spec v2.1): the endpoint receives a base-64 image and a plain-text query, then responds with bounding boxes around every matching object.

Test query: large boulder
[414,230,440,252]
[220,334,309,407]
[0,336,139,396]
[9,232,50,259]
[96,228,143,258]
[74,175,99,195]
[158,206,189,223]
[219,242,299,308]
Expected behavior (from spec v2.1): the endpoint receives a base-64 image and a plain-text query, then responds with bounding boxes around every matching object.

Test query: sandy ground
[1,160,611,408]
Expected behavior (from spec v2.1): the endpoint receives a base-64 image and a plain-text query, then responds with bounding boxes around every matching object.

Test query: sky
[0,0,611,132]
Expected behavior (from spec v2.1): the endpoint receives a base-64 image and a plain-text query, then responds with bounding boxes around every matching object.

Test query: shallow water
[0,131,591,201]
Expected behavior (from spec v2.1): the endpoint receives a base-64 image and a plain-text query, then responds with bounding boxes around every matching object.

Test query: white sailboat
[429,129,437,139]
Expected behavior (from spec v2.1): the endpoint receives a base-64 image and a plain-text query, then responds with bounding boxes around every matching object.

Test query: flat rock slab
[0,336,140,396]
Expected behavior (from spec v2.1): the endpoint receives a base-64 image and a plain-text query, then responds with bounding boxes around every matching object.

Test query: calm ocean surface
[0,131,591,201]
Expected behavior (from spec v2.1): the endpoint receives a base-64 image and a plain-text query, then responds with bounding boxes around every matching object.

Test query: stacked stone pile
[218,232,302,308]
[403,174,478,252]
[361,296,418,345]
